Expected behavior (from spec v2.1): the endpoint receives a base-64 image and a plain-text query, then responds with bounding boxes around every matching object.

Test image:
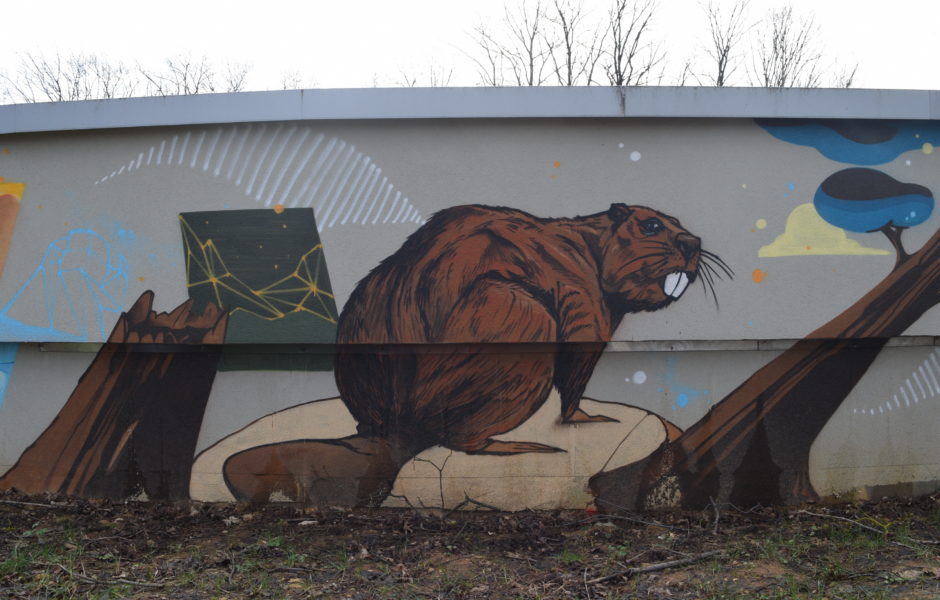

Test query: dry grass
[2,490,940,598]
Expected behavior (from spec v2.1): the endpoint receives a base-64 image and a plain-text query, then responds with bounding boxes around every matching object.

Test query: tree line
[0,1,855,104]
[470,0,855,88]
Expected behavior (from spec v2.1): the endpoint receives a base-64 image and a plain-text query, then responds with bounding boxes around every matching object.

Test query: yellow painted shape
[0,181,25,199]
[759,203,890,257]
[0,180,24,279]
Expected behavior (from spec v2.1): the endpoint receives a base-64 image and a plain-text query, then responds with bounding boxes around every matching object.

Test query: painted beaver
[224,203,704,505]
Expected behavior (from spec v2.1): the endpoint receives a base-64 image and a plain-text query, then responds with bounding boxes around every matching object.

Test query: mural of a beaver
[224,203,705,505]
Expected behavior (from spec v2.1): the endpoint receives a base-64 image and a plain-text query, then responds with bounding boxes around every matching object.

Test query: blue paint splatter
[0,230,128,342]
[0,343,18,410]
[788,183,796,191]
[661,357,711,411]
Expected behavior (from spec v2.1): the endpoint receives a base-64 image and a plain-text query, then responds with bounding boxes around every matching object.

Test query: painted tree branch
[592,225,940,510]
[0,291,227,500]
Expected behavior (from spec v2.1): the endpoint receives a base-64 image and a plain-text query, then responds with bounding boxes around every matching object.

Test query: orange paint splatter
[552,161,561,168]
[0,177,4,183]
[137,276,145,283]
[273,203,285,214]
[805,245,812,250]
[752,269,766,283]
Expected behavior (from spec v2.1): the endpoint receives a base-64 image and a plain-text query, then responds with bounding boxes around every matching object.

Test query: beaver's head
[599,203,711,313]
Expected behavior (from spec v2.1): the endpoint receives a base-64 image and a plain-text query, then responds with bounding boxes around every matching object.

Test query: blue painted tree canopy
[814,168,934,233]
[755,119,940,165]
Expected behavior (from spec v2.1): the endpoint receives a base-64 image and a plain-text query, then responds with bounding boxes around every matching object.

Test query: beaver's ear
[608,203,633,223]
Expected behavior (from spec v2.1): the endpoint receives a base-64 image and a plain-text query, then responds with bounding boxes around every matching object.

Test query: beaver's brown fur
[224,203,702,505]
[335,203,701,454]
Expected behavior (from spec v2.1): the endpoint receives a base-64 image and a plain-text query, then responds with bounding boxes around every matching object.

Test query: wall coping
[2,86,939,135]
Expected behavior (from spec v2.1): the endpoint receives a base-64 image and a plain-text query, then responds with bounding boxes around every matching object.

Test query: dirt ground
[2,490,940,599]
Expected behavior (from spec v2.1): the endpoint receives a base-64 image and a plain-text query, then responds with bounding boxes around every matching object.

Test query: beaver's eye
[638,218,664,236]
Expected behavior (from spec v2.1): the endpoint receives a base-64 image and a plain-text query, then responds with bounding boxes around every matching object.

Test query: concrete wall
[0,88,937,510]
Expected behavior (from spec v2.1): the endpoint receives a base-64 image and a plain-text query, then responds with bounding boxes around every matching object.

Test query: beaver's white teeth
[663,272,689,298]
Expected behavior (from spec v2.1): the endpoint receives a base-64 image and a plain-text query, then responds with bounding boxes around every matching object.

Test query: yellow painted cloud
[759,203,890,257]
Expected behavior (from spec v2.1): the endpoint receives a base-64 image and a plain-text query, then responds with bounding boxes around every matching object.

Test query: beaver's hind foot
[463,440,565,455]
[562,408,620,424]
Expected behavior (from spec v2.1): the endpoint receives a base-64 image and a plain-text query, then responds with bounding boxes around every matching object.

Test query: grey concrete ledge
[1,86,938,135]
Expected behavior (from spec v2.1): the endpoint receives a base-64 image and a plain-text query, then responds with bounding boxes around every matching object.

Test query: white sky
[2,0,939,91]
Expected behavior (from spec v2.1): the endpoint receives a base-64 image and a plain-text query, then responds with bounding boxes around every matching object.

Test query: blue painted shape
[662,357,711,411]
[757,120,940,165]
[815,190,934,232]
[0,229,128,342]
[0,343,18,410]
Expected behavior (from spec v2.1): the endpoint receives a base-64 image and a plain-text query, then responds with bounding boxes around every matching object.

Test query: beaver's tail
[223,435,413,507]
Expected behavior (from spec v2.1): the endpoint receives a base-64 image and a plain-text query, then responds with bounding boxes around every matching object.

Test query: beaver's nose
[676,233,701,262]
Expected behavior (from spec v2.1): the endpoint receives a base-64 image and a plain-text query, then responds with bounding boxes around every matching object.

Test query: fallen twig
[45,562,165,588]
[0,499,68,509]
[798,510,940,546]
[586,550,724,585]
[272,566,315,574]
[710,497,720,535]
[446,494,501,516]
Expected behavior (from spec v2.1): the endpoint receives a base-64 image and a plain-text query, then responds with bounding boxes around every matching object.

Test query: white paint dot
[906,160,912,166]
[629,151,641,162]
[632,370,647,384]
[618,142,624,149]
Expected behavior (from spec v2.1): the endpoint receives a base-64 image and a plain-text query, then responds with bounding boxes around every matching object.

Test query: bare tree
[396,65,454,88]
[280,70,319,90]
[469,0,661,87]
[831,64,858,88]
[1,52,136,103]
[702,0,751,86]
[603,0,663,87]
[221,63,251,93]
[469,0,556,86]
[749,4,822,88]
[469,23,508,86]
[504,0,555,86]
[547,0,606,86]
[140,55,248,96]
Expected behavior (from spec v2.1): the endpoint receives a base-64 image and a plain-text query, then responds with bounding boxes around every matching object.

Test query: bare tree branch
[140,55,227,96]
[546,0,606,86]
[396,65,454,88]
[469,23,508,86]
[749,4,822,88]
[603,0,663,87]
[831,63,858,88]
[702,0,752,86]
[0,52,136,103]
[221,62,251,93]
[469,0,556,86]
